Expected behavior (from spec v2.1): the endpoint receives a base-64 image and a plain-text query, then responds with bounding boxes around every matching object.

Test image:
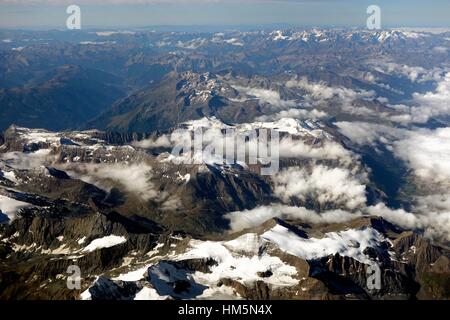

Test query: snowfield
[178,235,299,288]
[82,235,127,252]
[0,195,32,222]
[262,225,385,265]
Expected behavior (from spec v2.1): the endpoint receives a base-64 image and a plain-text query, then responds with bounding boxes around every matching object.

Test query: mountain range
[0,28,449,300]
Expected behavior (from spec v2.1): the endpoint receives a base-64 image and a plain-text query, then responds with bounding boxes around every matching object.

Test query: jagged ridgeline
[0,119,449,300]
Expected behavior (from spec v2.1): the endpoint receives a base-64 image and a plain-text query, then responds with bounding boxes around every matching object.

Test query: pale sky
[0,0,449,29]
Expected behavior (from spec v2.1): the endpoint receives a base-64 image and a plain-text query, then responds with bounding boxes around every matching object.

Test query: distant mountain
[0,65,125,131]
[1,28,447,133]
[89,71,274,132]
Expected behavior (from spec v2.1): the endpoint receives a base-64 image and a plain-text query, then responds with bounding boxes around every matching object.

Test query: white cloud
[226,202,450,241]
[336,121,407,146]
[243,77,377,122]
[286,77,375,102]
[160,195,182,211]
[233,86,297,109]
[337,122,450,185]
[366,203,419,231]
[132,135,172,149]
[0,149,55,170]
[272,165,367,210]
[335,122,450,241]
[65,163,159,201]
[409,73,450,123]
[415,194,450,213]
[368,72,450,124]
[278,137,353,165]
[256,108,327,121]
[285,77,378,116]
[225,204,360,232]
[394,127,450,184]
[372,62,442,83]
[367,203,450,241]
[413,195,450,240]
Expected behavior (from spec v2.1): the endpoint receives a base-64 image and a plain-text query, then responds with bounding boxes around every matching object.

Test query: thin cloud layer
[373,62,442,83]
[233,86,297,110]
[256,108,328,122]
[286,77,375,102]
[278,137,354,164]
[226,202,450,241]
[225,204,360,232]
[336,121,407,147]
[65,163,159,201]
[378,72,450,124]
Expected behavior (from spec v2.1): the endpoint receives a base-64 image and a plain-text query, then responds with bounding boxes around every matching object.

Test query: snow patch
[0,195,32,222]
[113,266,149,282]
[262,225,385,264]
[82,235,127,252]
[134,287,168,300]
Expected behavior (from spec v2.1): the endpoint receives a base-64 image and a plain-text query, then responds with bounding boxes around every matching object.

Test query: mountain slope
[0,65,125,131]
[89,71,283,133]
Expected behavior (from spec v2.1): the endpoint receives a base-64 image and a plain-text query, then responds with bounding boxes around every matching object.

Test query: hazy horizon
[0,0,449,29]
